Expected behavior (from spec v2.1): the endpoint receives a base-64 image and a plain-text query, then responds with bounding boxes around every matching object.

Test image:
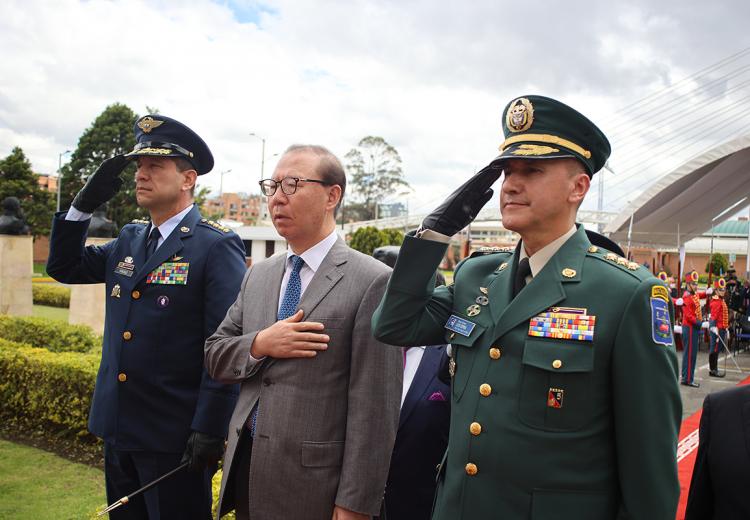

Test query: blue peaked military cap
[125,114,214,175]
[496,95,611,176]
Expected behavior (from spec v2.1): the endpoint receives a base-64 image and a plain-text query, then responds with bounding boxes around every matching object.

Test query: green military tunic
[372,225,681,520]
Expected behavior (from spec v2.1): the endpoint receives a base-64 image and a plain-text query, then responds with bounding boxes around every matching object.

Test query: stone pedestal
[68,237,110,334]
[0,235,33,316]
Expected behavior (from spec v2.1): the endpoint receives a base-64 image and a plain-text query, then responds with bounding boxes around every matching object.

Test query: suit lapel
[297,238,347,317]
[399,346,444,430]
[742,390,750,458]
[133,206,201,284]
[265,254,287,325]
[491,226,589,340]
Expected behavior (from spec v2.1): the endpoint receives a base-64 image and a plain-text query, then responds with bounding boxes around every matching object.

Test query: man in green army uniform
[372,95,681,519]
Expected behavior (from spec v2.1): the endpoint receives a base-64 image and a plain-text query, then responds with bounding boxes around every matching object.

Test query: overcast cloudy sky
[2,0,749,216]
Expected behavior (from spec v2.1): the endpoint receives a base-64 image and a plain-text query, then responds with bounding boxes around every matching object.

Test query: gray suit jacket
[205,238,402,519]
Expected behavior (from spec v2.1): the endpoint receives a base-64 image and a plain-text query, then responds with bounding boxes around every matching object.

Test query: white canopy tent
[605,135,750,248]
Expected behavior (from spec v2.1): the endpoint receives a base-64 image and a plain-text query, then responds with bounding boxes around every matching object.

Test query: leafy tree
[344,136,410,221]
[348,226,405,256]
[0,147,55,236]
[60,103,141,227]
[349,226,385,256]
[381,228,404,246]
[705,252,729,276]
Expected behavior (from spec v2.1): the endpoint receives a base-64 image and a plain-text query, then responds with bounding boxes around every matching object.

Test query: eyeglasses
[259,177,332,196]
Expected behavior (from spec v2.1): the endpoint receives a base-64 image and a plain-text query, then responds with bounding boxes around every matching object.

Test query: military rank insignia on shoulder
[130,218,150,225]
[200,218,230,233]
[650,285,673,346]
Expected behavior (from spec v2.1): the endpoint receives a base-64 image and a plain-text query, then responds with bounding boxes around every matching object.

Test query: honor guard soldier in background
[708,277,729,377]
[372,95,682,519]
[47,115,247,519]
[681,270,707,387]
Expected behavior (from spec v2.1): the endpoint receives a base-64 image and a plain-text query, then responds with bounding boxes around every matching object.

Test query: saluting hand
[251,310,329,359]
[71,154,129,213]
[420,159,503,237]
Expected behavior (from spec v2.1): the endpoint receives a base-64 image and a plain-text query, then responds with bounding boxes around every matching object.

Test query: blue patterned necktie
[250,255,305,436]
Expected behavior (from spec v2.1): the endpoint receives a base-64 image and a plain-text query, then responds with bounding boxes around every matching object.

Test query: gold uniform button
[469,422,482,435]
[479,383,492,397]
[489,347,501,360]
[118,373,127,382]
[465,463,478,476]
[123,331,132,341]
[131,290,141,300]
[552,359,562,369]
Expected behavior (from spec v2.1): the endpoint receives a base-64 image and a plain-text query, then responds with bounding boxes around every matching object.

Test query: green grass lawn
[32,305,69,322]
[0,439,105,520]
[33,263,48,277]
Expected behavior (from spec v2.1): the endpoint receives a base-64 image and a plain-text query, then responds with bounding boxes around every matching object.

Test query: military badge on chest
[548,388,564,408]
[114,256,136,277]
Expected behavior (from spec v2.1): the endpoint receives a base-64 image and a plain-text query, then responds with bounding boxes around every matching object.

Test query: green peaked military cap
[496,95,611,176]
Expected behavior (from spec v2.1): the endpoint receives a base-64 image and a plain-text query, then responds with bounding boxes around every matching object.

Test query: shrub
[32,284,70,308]
[349,226,405,256]
[0,316,100,353]
[0,339,99,441]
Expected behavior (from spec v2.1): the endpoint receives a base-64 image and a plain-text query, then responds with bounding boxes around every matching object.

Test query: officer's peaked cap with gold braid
[125,114,214,175]
[496,95,611,176]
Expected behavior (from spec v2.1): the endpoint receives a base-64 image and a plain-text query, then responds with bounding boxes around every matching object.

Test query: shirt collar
[150,204,194,242]
[519,225,577,278]
[287,229,339,273]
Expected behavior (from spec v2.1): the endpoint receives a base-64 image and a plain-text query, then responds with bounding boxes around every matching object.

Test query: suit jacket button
[123,331,132,341]
[489,347,501,360]
[479,383,492,397]
[465,463,478,476]
[131,290,141,300]
[118,373,127,382]
[469,422,482,435]
[552,359,562,369]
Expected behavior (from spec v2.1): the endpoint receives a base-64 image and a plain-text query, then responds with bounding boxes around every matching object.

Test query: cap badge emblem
[506,97,534,133]
[137,116,164,134]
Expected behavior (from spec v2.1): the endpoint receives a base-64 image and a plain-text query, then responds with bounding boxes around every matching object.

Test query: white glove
[710,326,719,335]
[674,325,683,335]
[701,321,710,329]
[675,298,684,306]
[706,287,714,295]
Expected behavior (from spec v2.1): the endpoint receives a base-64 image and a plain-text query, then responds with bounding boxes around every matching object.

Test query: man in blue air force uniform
[47,114,247,519]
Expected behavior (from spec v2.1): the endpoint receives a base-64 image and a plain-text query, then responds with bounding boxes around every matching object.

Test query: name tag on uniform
[445,314,476,337]
[146,262,189,285]
[528,308,596,342]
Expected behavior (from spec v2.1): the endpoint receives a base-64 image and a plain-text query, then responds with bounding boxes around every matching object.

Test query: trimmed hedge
[0,316,100,353]
[0,338,99,440]
[32,284,70,308]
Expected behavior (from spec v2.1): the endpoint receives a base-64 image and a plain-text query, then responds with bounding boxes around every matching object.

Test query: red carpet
[675,375,750,519]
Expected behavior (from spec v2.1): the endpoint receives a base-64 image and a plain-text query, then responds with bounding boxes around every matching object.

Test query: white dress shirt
[401,346,426,407]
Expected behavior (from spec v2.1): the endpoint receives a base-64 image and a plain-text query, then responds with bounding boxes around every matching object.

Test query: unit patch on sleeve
[650,297,673,346]
[146,262,189,285]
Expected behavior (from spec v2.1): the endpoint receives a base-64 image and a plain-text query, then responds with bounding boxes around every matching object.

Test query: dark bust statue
[0,197,30,235]
[88,206,116,238]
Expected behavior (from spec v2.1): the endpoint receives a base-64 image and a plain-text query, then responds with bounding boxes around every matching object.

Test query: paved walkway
[677,343,750,418]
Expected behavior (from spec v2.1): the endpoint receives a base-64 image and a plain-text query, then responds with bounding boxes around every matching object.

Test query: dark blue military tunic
[47,205,246,452]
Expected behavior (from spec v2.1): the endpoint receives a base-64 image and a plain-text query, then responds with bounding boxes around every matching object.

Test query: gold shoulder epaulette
[200,218,230,233]
[130,218,150,225]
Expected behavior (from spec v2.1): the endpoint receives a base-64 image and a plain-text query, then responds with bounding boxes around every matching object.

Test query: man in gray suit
[204,144,402,520]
